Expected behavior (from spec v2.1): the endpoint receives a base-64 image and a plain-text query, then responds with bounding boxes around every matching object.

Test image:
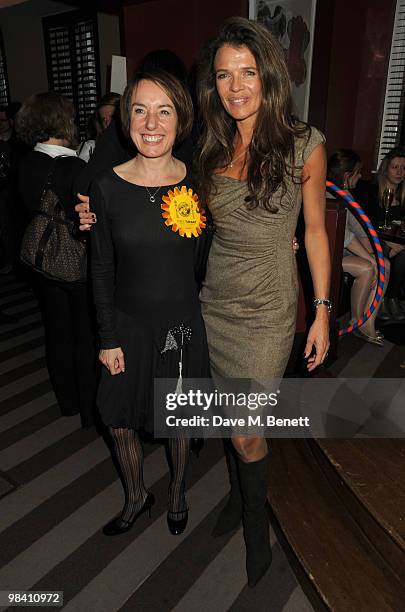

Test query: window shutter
[46,24,74,99]
[43,11,100,140]
[74,19,99,138]
[377,0,405,167]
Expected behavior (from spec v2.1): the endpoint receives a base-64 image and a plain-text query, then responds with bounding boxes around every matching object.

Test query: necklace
[145,185,161,203]
[227,149,248,168]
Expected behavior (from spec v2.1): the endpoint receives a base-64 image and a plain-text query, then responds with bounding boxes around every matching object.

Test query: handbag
[194,206,215,287]
[20,156,87,283]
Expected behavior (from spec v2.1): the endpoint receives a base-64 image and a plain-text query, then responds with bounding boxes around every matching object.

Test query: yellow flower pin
[161,186,206,238]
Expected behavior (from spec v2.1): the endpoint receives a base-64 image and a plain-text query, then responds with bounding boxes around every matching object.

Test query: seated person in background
[327,150,390,345]
[352,148,405,320]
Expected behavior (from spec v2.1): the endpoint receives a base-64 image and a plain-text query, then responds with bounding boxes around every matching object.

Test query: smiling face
[387,156,405,187]
[214,45,262,129]
[129,79,177,159]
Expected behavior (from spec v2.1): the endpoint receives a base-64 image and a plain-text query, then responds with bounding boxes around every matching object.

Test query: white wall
[0,0,74,102]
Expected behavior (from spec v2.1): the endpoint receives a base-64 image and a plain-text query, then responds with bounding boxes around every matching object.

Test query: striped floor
[0,274,316,612]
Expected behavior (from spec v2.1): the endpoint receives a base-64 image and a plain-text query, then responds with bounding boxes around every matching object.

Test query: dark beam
[49,0,123,14]
[49,0,158,12]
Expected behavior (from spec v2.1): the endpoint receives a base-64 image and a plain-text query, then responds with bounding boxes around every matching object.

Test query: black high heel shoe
[167,508,189,535]
[103,491,155,536]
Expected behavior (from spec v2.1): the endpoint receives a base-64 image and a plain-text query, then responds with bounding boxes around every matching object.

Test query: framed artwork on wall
[249,0,317,121]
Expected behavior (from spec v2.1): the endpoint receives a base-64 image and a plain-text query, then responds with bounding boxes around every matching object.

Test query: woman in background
[353,148,405,320]
[376,149,405,319]
[327,149,390,344]
[78,92,121,162]
[16,92,98,427]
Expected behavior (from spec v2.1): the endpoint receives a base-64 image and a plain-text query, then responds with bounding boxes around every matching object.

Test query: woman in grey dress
[196,17,331,587]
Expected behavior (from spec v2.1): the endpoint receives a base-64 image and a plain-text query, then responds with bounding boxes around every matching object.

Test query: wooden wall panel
[352,0,396,174]
[307,0,334,132]
[324,0,367,160]
[309,0,395,177]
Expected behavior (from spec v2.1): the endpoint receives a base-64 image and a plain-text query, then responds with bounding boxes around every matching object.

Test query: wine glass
[380,187,395,231]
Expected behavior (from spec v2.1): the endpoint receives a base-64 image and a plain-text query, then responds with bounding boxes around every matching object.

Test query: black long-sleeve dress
[90,167,210,432]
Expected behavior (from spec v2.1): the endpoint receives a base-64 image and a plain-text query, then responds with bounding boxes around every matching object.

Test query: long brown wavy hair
[196,17,309,212]
[377,147,405,206]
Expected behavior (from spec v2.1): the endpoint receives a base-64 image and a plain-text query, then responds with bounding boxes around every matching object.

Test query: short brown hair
[120,69,193,145]
[15,91,77,147]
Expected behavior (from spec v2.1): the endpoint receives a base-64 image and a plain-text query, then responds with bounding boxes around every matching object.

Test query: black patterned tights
[110,427,190,522]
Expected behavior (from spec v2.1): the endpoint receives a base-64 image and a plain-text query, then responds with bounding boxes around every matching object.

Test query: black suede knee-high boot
[212,440,243,537]
[238,453,272,587]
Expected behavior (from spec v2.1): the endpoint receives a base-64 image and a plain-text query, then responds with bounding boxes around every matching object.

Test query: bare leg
[343,255,381,337]
[374,257,390,317]
[231,436,268,463]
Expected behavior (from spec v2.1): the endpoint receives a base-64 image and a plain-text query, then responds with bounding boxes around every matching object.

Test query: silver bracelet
[313,298,332,313]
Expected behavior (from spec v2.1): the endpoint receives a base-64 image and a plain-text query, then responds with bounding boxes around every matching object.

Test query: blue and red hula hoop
[325,181,386,336]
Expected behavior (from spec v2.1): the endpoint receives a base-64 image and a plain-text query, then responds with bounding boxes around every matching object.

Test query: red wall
[122,0,248,76]
[123,0,395,176]
[309,0,395,176]
[352,0,396,173]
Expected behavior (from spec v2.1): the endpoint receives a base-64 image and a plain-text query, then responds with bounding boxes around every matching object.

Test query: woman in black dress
[90,69,209,536]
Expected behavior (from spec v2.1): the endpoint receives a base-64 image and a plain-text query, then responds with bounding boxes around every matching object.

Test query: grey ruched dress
[200,128,325,379]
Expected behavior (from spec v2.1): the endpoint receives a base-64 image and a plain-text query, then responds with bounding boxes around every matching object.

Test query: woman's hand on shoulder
[99,347,125,375]
[304,309,330,372]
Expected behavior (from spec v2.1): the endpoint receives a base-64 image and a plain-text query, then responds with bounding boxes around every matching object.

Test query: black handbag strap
[35,219,55,270]
[39,155,65,201]
[44,154,62,185]
[36,210,71,226]
[40,155,71,220]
